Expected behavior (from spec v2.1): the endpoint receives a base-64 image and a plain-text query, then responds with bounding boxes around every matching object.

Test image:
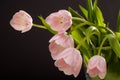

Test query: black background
[1,0,120,80]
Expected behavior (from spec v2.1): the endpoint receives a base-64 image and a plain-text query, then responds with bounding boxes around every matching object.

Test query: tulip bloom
[10,10,33,33]
[49,33,74,60]
[54,48,82,77]
[87,55,107,79]
[45,10,72,33]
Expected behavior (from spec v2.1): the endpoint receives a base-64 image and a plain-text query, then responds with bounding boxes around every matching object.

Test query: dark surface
[0,0,120,80]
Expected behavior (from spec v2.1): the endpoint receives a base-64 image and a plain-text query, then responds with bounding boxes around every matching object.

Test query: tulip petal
[10,10,33,33]
[46,10,72,33]
[87,55,107,79]
[54,48,82,77]
[98,71,106,79]
[55,59,73,76]
[49,33,74,60]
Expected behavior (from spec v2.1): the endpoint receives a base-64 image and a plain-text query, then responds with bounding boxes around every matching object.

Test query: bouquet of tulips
[9,0,120,80]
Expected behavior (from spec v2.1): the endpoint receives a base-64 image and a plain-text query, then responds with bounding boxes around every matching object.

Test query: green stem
[72,17,115,36]
[72,17,95,26]
[33,24,47,29]
[76,37,87,50]
[107,28,114,34]
[71,22,87,32]
[72,17,86,22]
[96,46,111,50]
[89,40,96,55]
[98,36,108,55]
[98,26,115,35]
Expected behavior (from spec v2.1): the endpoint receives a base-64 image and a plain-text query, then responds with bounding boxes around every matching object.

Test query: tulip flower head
[49,33,74,60]
[54,48,82,77]
[45,10,72,33]
[10,10,33,33]
[87,55,107,79]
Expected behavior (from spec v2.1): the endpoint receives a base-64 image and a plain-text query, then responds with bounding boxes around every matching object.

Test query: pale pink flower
[49,33,74,60]
[10,10,33,33]
[54,48,82,77]
[45,10,72,33]
[87,55,107,79]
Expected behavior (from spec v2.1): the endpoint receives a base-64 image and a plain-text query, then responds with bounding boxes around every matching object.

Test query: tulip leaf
[107,34,120,58]
[104,57,120,80]
[68,7,83,18]
[115,32,120,41]
[71,29,92,58]
[38,16,57,34]
[93,6,106,27]
[79,5,88,19]
[86,0,93,22]
[93,0,98,8]
[71,29,84,44]
[116,10,120,32]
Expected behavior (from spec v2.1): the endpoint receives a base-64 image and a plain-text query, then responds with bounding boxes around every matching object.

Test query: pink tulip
[54,48,82,77]
[87,55,107,79]
[45,10,72,33]
[49,33,74,60]
[10,10,33,33]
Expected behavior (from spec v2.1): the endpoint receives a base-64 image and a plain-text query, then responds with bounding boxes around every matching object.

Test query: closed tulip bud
[49,33,74,60]
[45,10,72,33]
[54,48,82,77]
[10,10,33,33]
[87,55,107,79]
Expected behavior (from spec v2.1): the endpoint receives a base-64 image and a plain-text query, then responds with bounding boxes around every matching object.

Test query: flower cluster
[10,9,106,79]
[9,0,120,80]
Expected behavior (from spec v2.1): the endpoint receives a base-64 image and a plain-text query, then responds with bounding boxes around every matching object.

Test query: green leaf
[86,0,93,22]
[104,58,120,80]
[38,16,57,34]
[79,5,88,19]
[107,34,120,58]
[85,26,100,44]
[93,6,106,27]
[71,29,84,44]
[71,29,92,58]
[93,0,106,27]
[68,7,83,18]
[93,0,98,8]
[115,32,120,41]
[116,10,120,32]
